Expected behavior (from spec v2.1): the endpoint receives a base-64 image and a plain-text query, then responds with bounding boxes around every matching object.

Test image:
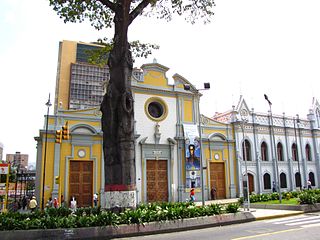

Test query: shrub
[298,191,317,204]
[282,192,292,200]
[225,203,239,213]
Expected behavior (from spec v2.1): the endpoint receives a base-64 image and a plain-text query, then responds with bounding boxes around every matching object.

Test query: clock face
[214,154,219,160]
[78,149,85,158]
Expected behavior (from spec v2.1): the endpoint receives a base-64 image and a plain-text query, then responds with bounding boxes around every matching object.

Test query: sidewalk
[243,208,304,220]
[195,198,304,221]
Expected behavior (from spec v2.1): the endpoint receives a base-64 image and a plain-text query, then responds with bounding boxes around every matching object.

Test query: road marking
[286,218,320,226]
[274,216,320,224]
[264,215,308,223]
[231,228,302,240]
[301,222,320,228]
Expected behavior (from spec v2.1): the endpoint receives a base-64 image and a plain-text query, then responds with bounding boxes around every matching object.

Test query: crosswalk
[265,214,320,228]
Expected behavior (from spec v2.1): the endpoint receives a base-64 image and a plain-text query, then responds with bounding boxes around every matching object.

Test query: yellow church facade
[35,61,238,208]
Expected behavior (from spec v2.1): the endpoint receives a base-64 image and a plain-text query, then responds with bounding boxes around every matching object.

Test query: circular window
[145,97,168,121]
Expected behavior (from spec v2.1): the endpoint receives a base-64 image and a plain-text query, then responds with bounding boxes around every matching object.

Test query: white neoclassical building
[214,96,320,197]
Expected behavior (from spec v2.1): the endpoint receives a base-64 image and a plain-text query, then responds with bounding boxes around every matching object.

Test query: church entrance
[146,159,168,202]
[69,160,93,207]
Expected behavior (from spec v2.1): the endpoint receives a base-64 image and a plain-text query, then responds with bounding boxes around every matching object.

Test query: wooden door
[210,162,226,199]
[69,161,93,207]
[248,173,254,194]
[146,160,168,202]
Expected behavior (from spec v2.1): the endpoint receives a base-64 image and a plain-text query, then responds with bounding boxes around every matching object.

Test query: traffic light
[55,176,60,184]
[55,130,62,144]
[62,122,70,140]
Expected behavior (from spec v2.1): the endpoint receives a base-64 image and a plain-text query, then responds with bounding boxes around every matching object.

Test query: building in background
[0,142,3,161]
[213,96,320,196]
[6,152,28,170]
[54,40,109,112]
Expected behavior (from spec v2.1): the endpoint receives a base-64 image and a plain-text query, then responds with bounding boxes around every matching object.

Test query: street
[115,212,320,240]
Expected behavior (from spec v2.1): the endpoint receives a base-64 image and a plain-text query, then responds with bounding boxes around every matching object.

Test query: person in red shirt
[190,188,195,202]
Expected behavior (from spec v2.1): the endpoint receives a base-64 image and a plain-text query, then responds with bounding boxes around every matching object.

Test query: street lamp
[238,115,250,211]
[293,116,302,190]
[184,83,210,206]
[41,94,52,210]
[264,94,282,203]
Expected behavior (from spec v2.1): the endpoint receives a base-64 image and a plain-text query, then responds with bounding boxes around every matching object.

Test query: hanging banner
[0,164,9,175]
[183,124,201,189]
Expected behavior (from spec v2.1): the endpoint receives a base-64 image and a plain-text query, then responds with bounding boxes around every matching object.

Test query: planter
[251,203,320,212]
[0,212,255,240]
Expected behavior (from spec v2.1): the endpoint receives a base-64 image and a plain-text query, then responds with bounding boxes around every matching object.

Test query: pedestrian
[93,193,98,207]
[307,179,312,190]
[29,196,37,212]
[60,195,66,207]
[46,197,53,208]
[22,196,27,210]
[190,188,195,202]
[70,196,77,212]
[272,181,276,193]
[211,186,216,200]
[53,197,59,208]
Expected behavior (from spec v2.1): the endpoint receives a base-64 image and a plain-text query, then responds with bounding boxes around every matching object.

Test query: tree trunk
[100,3,136,209]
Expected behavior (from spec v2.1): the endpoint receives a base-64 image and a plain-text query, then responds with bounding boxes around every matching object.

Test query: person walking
[307,179,312,190]
[272,181,276,193]
[22,196,27,210]
[93,193,98,207]
[46,197,53,208]
[53,198,59,208]
[190,188,195,202]
[29,196,37,212]
[70,196,77,213]
[210,186,216,200]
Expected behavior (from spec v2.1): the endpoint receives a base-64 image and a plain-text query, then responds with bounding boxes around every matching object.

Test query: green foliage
[49,0,216,29]
[282,192,292,200]
[225,203,240,213]
[298,191,317,204]
[0,202,231,231]
[45,206,72,217]
[86,38,160,66]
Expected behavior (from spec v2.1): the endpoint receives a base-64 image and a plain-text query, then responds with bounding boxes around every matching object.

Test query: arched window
[280,173,287,188]
[242,139,251,161]
[292,143,298,161]
[277,143,284,161]
[263,173,271,189]
[295,172,301,188]
[261,142,268,161]
[306,144,312,161]
[309,172,315,186]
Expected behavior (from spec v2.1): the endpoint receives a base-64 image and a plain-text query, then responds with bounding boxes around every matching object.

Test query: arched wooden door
[210,162,226,199]
[248,173,254,193]
[69,160,93,207]
[146,159,168,202]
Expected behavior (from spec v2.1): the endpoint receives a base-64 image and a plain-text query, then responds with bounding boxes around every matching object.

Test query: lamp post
[184,83,210,206]
[238,115,250,211]
[293,116,302,190]
[41,94,52,210]
[296,114,305,187]
[264,94,282,203]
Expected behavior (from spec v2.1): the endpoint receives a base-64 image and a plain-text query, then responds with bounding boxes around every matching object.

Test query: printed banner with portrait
[183,124,201,189]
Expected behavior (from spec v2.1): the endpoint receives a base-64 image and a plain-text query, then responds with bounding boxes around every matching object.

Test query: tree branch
[98,0,117,12]
[129,0,150,25]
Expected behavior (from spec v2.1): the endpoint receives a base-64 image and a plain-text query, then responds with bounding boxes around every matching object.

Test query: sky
[1,0,320,166]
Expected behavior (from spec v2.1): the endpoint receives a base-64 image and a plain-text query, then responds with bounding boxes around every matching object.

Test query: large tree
[49,0,215,208]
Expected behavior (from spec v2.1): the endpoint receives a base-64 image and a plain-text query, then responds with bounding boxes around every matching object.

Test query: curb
[254,211,304,221]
